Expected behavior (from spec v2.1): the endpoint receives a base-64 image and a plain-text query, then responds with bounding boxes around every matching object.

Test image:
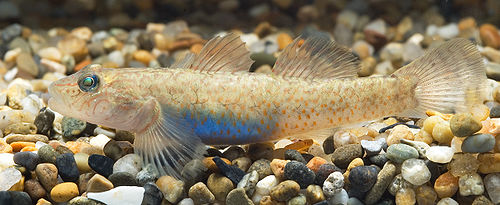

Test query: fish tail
[393,38,487,117]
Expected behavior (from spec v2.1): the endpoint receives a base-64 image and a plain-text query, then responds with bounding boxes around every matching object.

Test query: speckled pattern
[50,66,416,145]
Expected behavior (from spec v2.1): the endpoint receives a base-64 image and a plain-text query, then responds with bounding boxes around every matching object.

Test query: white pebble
[437,23,459,39]
[108,50,125,67]
[364,19,386,35]
[0,167,22,191]
[89,134,110,150]
[252,175,278,203]
[401,159,431,186]
[87,186,145,205]
[458,173,484,196]
[437,197,459,205]
[484,173,500,204]
[323,171,344,197]
[113,154,143,176]
[0,153,15,172]
[21,94,43,116]
[425,146,453,163]
[177,198,194,205]
[328,188,348,205]
[274,139,293,149]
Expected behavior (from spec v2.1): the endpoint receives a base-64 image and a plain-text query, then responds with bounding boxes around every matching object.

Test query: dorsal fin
[272,35,360,80]
[185,33,254,73]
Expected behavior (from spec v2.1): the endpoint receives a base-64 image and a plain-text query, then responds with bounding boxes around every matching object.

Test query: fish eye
[78,74,99,92]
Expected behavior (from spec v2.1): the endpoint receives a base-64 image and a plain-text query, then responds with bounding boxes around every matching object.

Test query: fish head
[48,64,144,131]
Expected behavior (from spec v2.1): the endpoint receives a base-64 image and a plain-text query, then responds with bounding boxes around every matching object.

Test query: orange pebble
[74,59,91,72]
[190,43,204,54]
[0,140,13,153]
[65,141,91,153]
[285,139,313,152]
[20,146,38,152]
[306,156,327,172]
[10,142,35,152]
[277,33,293,50]
[203,157,231,172]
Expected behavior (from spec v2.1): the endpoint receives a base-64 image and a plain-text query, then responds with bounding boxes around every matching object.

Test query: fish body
[48,33,486,177]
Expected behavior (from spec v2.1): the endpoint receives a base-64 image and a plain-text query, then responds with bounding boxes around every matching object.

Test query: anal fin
[133,98,206,178]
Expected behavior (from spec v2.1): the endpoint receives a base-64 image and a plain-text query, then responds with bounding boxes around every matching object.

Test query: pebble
[448,153,480,177]
[156,175,184,204]
[322,171,343,198]
[207,173,234,201]
[188,182,215,204]
[237,170,259,197]
[327,189,348,205]
[283,161,315,189]
[87,186,145,205]
[284,149,307,164]
[0,140,13,153]
[400,139,430,158]
[247,143,274,161]
[458,173,484,196]
[222,146,246,161]
[0,167,22,191]
[178,198,194,205]
[13,151,39,171]
[484,173,500,204]
[57,35,88,62]
[432,121,454,144]
[6,134,48,144]
[2,24,22,42]
[314,163,341,185]
[270,159,289,179]
[74,153,92,173]
[415,185,438,205]
[437,197,459,205]
[401,159,431,186]
[108,172,138,187]
[304,185,324,204]
[480,24,500,49]
[248,159,273,180]
[349,166,379,192]
[252,175,278,204]
[472,195,494,205]
[181,159,208,188]
[213,157,246,184]
[437,23,459,39]
[423,115,445,133]
[112,154,142,176]
[269,180,300,202]
[395,188,416,205]
[16,53,39,77]
[56,153,79,182]
[89,134,110,150]
[68,196,105,205]
[24,179,46,201]
[87,174,114,192]
[0,191,12,204]
[50,182,79,202]
[461,134,495,153]
[360,139,385,156]
[88,154,114,177]
[425,146,453,163]
[35,163,58,192]
[226,188,253,205]
[331,144,363,169]
[230,157,251,172]
[7,191,31,205]
[136,164,159,186]
[142,182,163,205]
[450,113,482,137]
[385,144,419,163]
[477,153,500,174]
[365,162,396,205]
[434,171,459,198]
[61,117,88,140]
[388,174,415,196]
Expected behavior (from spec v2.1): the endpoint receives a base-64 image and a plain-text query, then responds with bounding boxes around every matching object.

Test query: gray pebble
[385,144,419,163]
[461,134,495,153]
[226,188,254,205]
[285,149,307,164]
[331,144,363,169]
[361,139,386,156]
[247,159,273,180]
[237,170,259,197]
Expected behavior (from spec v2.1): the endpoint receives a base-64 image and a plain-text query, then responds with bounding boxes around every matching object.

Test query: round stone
[142,182,163,205]
[108,172,138,187]
[13,151,39,171]
[112,154,142,176]
[458,173,484,196]
[331,144,363,169]
[226,188,253,205]
[314,163,341,185]
[38,145,59,164]
[237,170,259,197]
[35,163,58,192]
[386,144,419,163]
[450,113,482,137]
[24,179,46,201]
[284,161,315,189]
[284,149,306,164]
[434,171,459,198]
[425,146,454,163]
[136,164,159,186]
[322,171,344,197]
[207,173,234,201]
[156,175,184,204]
[87,174,114,193]
[50,182,79,202]
[305,185,325,204]
[461,134,495,153]
[88,154,114,178]
[61,117,88,140]
[360,139,385,156]
[247,159,273,180]
[56,153,79,182]
[401,159,431,186]
[188,182,215,205]
[270,180,300,202]
[348,166,379,192]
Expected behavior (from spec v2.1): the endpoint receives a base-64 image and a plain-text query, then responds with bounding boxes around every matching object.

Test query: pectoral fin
[133,98,207,178]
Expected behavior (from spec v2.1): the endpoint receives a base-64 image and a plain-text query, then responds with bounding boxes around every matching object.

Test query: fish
[47,33,487,178]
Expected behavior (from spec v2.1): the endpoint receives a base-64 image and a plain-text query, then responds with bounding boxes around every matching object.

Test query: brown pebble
[24,179,46,201]
[133,50,155,65]
[73,59,91,72]
[190,43,204,54]
[254,22,273,38]
[270,159,289,179]
[477,153,500,174]
[57,35,88,62]
[35,163,58,192]
[5,134,49,144]
[480,24,500,49]
[434,171,459,198]
[203,157,231,172]
[86,174,114,192]
[306,156,327,173]
[270,180,300,202]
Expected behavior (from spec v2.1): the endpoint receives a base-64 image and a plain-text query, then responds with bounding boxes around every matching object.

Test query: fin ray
[273,35,360,80]
[133,98,206,178]
[394,38,487,117]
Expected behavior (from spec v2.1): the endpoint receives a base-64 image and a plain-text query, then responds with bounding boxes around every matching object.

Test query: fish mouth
[47,83,66,115]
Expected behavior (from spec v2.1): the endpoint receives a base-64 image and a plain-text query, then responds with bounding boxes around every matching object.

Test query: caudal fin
[393,38,487,117]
